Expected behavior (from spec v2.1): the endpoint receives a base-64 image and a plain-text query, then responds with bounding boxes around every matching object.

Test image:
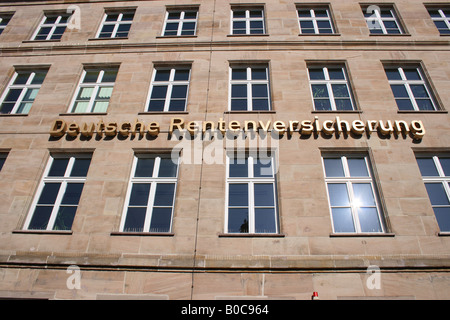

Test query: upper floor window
[427,8,450,35]
[385,65,439,111]
[0,69,48,115]
[96,10,135,38]
[231,7,265,35]
[120,154,179,233]
[363,5,404,34]
[323,154,386,234]
[23,154,91,231]
[32,13,70,41]
[229,64,271,111]
[0,13,13,35]
[308,65,356,111]
[70,66,118,113]
[416,155,450,232]
[297,6,335,34]
[163,8,198,36]
[0,153,7,171]
[147,66,191,112]
[226,153,279,234]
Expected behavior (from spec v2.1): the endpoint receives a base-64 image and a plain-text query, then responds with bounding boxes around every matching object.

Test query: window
[120,154,179,233]
[231,7,265,35]
[363,5,403,34]
[24,154,91,231]
[297,7,335,34]
[427,8,450,35]
[0,153,7,171]
[416,155,450,232]
[163,9,198,36]
[96,10,135,38]
[385,65,438,111]
[308,65,355,111]
[226,153,279,234]
[323,155,385,233]
[147,67,190,112]
[70,67,118,113]
[0,69,48,115]
[229,65,271,111]
[32,13,70,40]
[0,13,13,35]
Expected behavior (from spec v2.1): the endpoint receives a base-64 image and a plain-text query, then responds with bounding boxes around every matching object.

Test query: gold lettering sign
[50,117,426,140]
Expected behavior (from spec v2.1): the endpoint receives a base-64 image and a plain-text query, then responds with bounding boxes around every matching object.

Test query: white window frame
[364,6,403,34]
[322,155,386,234]
[119,154,179,233]
[230,7,265,35]
[417,155,450,232]
[145,66,191,112]
[0,70,47,115]
[386,66,438,111]
[31,13,70,41]
[308,65,355,111]
[228,65,271,111]
[23,154,90,231]
[69,67,118,113]
[428,8,450,34]
[297,7,335,34]
[162,9,198,36]
[95,11,134,39]
[225,153,279,234]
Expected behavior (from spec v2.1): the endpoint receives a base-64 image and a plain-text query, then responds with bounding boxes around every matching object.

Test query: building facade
[0,0,449,300]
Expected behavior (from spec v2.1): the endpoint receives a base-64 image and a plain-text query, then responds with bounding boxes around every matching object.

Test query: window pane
[385,69,402,80]
[433,207,450,232]
[252,84,268,98]
[229,157,248,177]
[309,68,325,80]
[440,158,450,176]
[228,208,249,233]
[352,183,375,206]
[255,208,276,233]
[135,158,155,177]
[416,99,435,111]
[391,85,408,98]
[171,85,188,99]
[312,84,329,98]
[70,158,91,177]
[61,183,84,205]
[174,69,190,81]
[158,158,178,177]
[102,70,118,83]
[328,183,350,206]
[53,206,77,231]
[328,68,345,80]
[332,207,355,233]
[395,99,414,111]
[232,68,247,80]
[231,84,247,98]
[153,183,175,206]
[150,86,168,99]
[14,73,31,85]
[129,183,151,206]
[31,72,47,85]
[149,207,172,233]
[231,99,248,110]
[425,183,450,206]
[251,68,267,80]
[93,101,109,113]
[254,157,273,177]
[228,183,248,207]
[123,207,146,232]
[332,84,350,98]
[28,206,53,230]
[403,69,421,81]
[252,99,269,111]
[358,207,382,233]
[417,158,439,176]
[314,99,332,110]
[348,158,369,177]
[323,158,344,177]
[38,183,61,205]
[410,85,429,98]
[254,183,275,207]
[155,70,171,82]
[48,159,69,176]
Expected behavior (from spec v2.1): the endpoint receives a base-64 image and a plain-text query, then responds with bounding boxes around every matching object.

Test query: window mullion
[143,182,157,232]
[248,181,255,234]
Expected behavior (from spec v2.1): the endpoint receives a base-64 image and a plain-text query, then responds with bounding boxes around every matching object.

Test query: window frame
[95,10,135,39]
[146,66,191,112]
[322,154,386,234]
[225,152,279,234]
[385,65,439,111]
[297,6,335,34]
[31,12,70,41]
[363,5,404,35]
[427,7,450,35]
[416,155,450,232]
[307,65,356,111]
[119,154,179,234]
[162,8,199,36]
[228,64,271,111]
[230,7,266,35]
[0,69,48,115]
[23,153,91,231]
[69,66,118,113]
